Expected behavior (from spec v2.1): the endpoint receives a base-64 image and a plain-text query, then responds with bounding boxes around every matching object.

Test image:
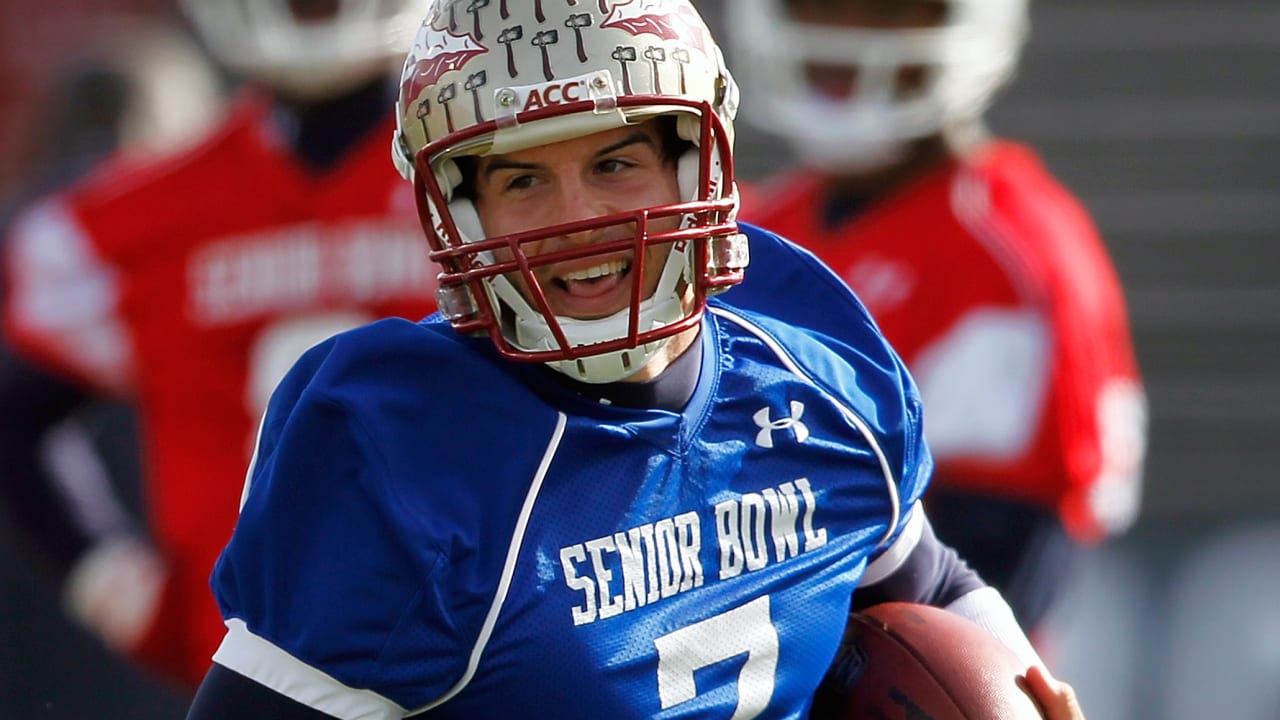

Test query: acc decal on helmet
[395,0,732,165]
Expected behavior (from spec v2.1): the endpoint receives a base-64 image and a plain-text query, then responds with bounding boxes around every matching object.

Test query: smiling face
[471,120,685,323]
[397,0,743,384]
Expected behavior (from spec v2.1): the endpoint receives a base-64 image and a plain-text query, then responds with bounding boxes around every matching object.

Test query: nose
[551,173,614,246]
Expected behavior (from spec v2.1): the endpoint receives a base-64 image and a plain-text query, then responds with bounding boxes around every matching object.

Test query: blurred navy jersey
[208,227,932,719]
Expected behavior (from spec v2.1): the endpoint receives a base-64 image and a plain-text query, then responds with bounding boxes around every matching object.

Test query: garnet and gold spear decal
[566,13,594,63]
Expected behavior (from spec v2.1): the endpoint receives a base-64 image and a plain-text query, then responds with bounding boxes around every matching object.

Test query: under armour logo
[753,401,809,449]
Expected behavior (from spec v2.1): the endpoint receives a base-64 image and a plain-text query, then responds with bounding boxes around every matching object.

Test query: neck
[627,324,702,384]
[548,325,704,412]
[825,136,949,205]
[269,77,393,171]
[815,125,990,228]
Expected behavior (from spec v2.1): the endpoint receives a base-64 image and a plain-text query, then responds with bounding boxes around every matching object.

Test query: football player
[185,2,1084,718]
[730,0,1148,638]
[0,0,435,688]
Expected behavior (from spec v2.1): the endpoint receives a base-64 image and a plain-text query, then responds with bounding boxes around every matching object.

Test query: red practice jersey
[742,141,1146,544]
[2,91,438,684]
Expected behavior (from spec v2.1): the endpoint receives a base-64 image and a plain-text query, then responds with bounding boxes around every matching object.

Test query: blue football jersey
[209,227,933,719]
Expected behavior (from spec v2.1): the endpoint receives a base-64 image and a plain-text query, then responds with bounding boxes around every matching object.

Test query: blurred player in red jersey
[729,0,1148,639]
[0,0,434,689]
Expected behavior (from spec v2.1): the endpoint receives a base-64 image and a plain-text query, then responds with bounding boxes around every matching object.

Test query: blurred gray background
[1,0,1277,717]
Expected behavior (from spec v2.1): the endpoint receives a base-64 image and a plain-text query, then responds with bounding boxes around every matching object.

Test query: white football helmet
[394,0,747,384]
[181,0,430,99]
[728,0,1029,171]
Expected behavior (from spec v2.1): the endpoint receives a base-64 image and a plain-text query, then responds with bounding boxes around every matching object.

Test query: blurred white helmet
[181,0,430,99]
[728,0,1029,171]
[394,0,746,384]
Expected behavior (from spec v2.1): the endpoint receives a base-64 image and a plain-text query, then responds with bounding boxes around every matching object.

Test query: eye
[503,173,539,192]
[596,157,635,175]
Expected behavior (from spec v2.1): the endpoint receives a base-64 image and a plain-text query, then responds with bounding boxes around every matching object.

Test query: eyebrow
[479,131,657,183]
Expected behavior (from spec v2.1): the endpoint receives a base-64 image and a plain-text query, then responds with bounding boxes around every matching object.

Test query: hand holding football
[811,602,1045,719]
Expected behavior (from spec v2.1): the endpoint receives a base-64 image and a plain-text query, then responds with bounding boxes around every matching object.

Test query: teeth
[562,259,628,282]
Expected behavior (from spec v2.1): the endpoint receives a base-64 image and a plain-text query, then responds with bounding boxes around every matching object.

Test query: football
[810,602,1044,719]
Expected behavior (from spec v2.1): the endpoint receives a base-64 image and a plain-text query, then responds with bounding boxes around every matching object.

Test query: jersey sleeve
[1,197,133,393]
[725,225,935,557]
[1050,224,1148,541]
[986,153,1148,541]
[209,334,464,716]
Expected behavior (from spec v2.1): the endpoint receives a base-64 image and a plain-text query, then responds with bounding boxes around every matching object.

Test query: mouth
[543,257,635,318]
[556,258,630,293]
[806,64,858,100]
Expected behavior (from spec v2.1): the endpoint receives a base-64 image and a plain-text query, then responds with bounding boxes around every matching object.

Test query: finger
[1024,665,1086,720]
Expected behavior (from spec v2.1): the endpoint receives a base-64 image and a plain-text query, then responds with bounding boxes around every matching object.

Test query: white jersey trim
[709,307,902,547]
[213,618,405,720]
[412,411,569,713]
[950,168,1040,304]
[859,502,925,586]
[239,410,268,512]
